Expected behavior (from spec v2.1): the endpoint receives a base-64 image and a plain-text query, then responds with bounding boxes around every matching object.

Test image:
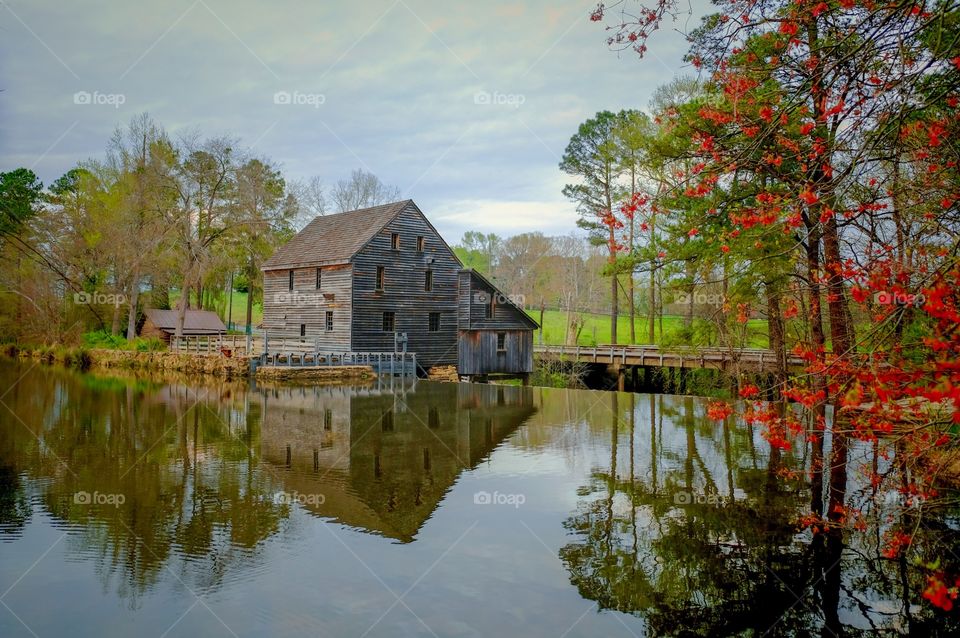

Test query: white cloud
[0,0,711,239]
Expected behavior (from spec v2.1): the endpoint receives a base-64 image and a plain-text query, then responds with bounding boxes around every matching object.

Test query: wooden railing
[170,333,417,376]
[534,343,806,372]
[170,334,260,356]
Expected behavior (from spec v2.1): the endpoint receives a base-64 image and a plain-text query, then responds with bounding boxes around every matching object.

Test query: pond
[0,362,956,637]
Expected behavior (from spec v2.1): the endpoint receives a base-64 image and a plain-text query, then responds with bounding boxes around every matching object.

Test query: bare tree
[330,169,401,212]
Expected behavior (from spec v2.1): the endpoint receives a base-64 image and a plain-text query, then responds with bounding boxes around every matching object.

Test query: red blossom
[779,21,799,36]
[707,401,734,421]
[923,575,959,611]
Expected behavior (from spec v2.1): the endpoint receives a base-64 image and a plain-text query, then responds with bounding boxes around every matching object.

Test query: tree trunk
[765,281,787,395]
[608,224,618,345]
[125,264,140,340]
[628,215,636,345]
[822,215,852,356]
[648,267,656,344]
[111,299,121,335]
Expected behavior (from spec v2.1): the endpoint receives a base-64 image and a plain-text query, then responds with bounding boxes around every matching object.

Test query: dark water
[0,362,956,637]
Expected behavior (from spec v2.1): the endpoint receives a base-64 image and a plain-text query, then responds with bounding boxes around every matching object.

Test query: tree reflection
[559,395,960,636]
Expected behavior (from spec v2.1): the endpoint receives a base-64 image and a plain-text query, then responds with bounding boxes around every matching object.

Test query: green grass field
[170,290,263,330]
[527,309,769,347]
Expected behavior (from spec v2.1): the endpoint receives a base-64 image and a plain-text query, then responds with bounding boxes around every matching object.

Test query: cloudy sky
[1,0,707,241]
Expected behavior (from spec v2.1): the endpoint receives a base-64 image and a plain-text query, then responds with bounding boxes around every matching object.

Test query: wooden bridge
[534,344,805,372]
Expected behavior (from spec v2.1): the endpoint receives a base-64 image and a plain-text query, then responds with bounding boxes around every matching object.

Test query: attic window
[376,266,385,291]
[288,270,294,291]
[315,268,322,289]
[424,270,433,292]
[391,233,400,250]
[417,236,425,252]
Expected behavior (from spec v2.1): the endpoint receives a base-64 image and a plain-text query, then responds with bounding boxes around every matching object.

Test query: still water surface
[0,363,956,637]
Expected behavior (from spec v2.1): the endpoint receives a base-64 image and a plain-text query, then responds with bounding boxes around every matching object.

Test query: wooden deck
[170,334,417,377]
[534,344,806,372]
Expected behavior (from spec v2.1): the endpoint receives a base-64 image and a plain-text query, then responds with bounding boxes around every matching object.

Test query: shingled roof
[143,309,226,334]
[262,200,412,271]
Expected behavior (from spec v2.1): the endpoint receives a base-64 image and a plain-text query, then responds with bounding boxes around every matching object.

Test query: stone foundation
[87,349,252,378]
[255,365,376,383]
[427,365,460,383]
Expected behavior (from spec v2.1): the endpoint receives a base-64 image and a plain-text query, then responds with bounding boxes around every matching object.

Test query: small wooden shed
[139,309,226,344]
[456,269,538,382]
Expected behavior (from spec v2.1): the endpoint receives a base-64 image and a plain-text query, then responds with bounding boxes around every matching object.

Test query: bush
[81,331,166,352]
[134,337,165,352]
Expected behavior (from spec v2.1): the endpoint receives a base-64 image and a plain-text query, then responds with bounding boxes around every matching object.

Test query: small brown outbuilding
[139,309,226,344]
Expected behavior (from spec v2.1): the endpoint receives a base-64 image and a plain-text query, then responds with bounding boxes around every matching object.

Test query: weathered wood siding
[456,270,536,375]
[457,330,533,375]
[456,270,535,330]
[139,318,171,344]
[351,204,460,367]
[261,263,353,350]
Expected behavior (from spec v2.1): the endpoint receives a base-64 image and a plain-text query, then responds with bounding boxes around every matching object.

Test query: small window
[391,233,400,250]
[428,312,440,332]
[424,270,433,292]
[485,298,493,319]
[496,332,506,351]
[417,236,425,252]
[376,266,384,290]
[300,324,306,337]
[382,311,395,332]
[325,311,333,331]
[428,407,439,429]
[316,268,322,289]
[324,408,332,431]
[288,270,294,291]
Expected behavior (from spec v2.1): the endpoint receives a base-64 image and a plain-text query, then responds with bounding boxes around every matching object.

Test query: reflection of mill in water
[258,380,537,542]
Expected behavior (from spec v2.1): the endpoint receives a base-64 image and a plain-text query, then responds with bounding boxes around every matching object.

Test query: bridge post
[617,366,625,392]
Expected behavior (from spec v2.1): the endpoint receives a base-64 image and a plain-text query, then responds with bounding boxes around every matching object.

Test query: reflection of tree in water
[0,365,539,607]
[0,465,30,538]
[0,365,285,606]
[559,394,960,636]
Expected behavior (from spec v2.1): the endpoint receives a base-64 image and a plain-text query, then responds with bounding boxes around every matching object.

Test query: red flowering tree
[593,0,960,615]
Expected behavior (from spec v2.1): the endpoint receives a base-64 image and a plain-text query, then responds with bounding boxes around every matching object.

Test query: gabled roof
[262,200,412,271]
[144,309,226,333]
[460,268,540,330]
